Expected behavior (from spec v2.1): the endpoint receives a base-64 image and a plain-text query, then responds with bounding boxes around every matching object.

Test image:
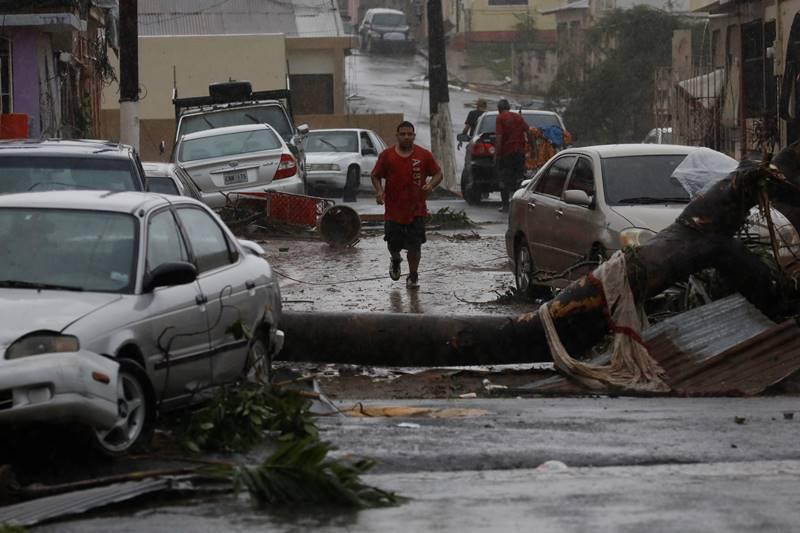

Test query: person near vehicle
[371,121,443,289]
[459,99,488,149]
[495,99,533,212]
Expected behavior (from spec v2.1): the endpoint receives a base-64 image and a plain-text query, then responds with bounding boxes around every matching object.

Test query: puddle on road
[262,233,533,316]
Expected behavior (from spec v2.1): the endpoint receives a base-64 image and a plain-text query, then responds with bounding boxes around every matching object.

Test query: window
[176,208,234,272]
[178,128,281,163]
[0,208,137,293]
[360,132,375,153]
[0,156,138,193]
[289,74,334,115]
[0,38,11,113]
[147,210,188,270]
[488,0,527,6]
[566,157,595,196]
[179,106,292,140]
[601,154,690,206]
[535,156,575,197]
[304,131,358,153]
[146,177,180,196]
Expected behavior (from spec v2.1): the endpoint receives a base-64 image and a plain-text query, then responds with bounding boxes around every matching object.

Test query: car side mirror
[456,133,471,143]
[297,124,310,136]
[143,261,198,292]
[520,178,532,189]
[563,189,593,207]
[362,147,378,156]
[159,140,166,155]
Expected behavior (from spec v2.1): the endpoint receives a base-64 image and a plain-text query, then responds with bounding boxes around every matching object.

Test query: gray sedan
[0,191,284,455]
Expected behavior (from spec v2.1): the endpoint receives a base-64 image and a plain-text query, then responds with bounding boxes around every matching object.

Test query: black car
[457,110,567,205]
[0,139,146,193]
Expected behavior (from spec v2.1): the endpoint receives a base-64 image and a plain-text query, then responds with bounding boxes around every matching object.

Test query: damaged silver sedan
[0,191,284,456]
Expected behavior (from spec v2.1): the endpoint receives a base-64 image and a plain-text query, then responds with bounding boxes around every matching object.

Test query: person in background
[494,99,533,212]
[371,121,443,289]
[460,99,488,146]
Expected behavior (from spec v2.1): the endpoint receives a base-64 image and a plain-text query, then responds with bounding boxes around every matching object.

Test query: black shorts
[384,217,426,253]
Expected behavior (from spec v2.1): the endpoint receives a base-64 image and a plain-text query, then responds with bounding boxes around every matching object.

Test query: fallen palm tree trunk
[279,154,800,367]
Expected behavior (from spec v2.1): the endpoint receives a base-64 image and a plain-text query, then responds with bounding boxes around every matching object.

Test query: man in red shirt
[371,121,442,289]
[494,99,533,212]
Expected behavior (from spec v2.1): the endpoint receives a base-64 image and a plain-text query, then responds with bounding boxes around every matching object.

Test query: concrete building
[0,0,116,139]
[668,0,800,159]
[100,0,357,159]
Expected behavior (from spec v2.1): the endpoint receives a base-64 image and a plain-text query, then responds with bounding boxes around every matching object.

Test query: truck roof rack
[173,89,294,121]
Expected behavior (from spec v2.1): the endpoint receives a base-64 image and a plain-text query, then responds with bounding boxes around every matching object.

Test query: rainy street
[17,51,800,532]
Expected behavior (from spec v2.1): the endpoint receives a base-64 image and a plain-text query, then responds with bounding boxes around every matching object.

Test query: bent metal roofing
[138,0,345,38]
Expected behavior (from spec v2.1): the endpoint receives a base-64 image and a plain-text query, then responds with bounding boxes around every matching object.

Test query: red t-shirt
[372,145,441,224]
[495,111,528,157]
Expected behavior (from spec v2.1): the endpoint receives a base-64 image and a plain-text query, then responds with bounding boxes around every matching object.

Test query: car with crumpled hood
[0,190,284,456]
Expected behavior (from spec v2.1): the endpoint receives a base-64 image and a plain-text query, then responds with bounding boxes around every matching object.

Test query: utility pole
[119,0,140,152]
[427,0,458,191]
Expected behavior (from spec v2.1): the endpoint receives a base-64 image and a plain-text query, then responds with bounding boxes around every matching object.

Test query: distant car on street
[506,144,705,297]
[174,123,304,208]
[0,139,146,193]
[0,190,284,456]
[458,110,568,205]
[359,8,415,54]
[143,162,202,200]
[303,128,386,200]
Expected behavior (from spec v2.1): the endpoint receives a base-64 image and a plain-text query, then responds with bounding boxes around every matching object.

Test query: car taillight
[274,154,297,180]
[471,142,495,157]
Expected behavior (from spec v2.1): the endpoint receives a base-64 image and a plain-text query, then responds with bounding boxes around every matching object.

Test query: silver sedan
[175,124,305,208]
[0,190,284,455]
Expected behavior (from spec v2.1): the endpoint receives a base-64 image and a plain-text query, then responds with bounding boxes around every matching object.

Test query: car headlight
[6,332,80,359]
[309,164,341,172]
[619,228,656,249]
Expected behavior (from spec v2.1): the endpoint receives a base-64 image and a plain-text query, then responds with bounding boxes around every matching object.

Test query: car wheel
[515,240,552,300]
[343,165,360,202]
[245,336,270,384]
[93,359,155,457]
[461,170,481,205]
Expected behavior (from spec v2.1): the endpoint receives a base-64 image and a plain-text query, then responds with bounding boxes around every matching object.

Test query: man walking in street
[371,121,443,289]
[494,99,532,212]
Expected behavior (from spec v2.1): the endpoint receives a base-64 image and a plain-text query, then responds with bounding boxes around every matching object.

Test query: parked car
[506,144,705,297]
[458,110,568,205]
[359,8,415,54]
[171,81,309,184]
[0,190,284,455]
[643,127,673,144]
[175,124,304,208]
[303,128,386,200]
[0,139,146,193]
[143,162,203,200]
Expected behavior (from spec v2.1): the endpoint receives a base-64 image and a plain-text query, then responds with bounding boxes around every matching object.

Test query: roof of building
[138,0,347,38]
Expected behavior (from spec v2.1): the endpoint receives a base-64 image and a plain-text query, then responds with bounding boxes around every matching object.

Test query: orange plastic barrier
[0,113,29,139]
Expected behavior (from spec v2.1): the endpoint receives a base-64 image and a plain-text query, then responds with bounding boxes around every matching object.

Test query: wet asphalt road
[39,398,800,532]
[23,52,800,533]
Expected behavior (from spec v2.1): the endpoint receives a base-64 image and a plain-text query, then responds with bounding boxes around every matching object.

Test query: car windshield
[0,208,137,293]
[0,157,137,193]
[601,154,691,205]
[476,113,562,135]
[180,106,293,140]
[372,13,406,26]
[178,129,282,163]
[304,132,358,153]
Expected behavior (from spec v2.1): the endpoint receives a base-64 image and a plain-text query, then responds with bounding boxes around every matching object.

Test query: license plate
[223,171,248,185]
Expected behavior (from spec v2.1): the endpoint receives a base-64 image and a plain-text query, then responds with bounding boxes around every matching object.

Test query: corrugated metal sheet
[643,294,775,366]
[138,0,344,38]
[0,478,168,527]
[644,294,800,395]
